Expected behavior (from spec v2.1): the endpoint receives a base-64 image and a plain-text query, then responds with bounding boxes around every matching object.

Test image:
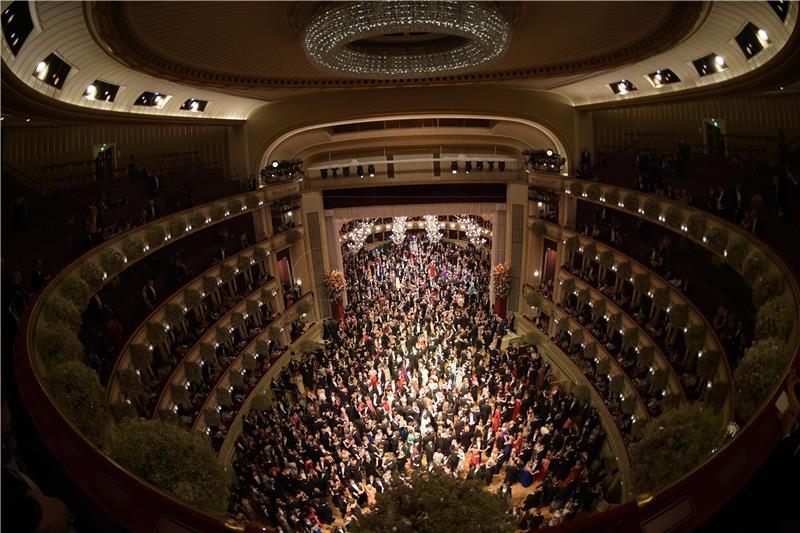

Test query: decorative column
[489,205,507,306]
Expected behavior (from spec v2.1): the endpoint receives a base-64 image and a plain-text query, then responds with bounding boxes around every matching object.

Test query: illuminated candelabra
[424,215,442,244]
[391,216,408,246]
[347,219,374,253]
[458,215,487,246]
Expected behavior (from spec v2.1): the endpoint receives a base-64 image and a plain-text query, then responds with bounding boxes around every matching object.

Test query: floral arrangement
[324,270,346,303]
[491,263,512,298]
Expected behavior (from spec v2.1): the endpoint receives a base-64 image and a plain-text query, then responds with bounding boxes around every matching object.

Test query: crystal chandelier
[458,215,487,247]
[346,219,375,253]
[424,215,442,244]
[303,2,511,78]
[391,216,408,246]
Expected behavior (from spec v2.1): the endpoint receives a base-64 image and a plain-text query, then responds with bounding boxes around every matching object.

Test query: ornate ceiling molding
[90,1,703,90]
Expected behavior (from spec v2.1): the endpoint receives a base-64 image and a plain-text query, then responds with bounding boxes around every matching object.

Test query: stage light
[545,149,554,157]
[357,165,364,177]
[451,161,458,174]
[85,84,97,99]
[476,161,484,171]
[332,167,338,177]
[465,161,472,174]
[272,160,279,168]
[342,166,350,177]
[368,164,375,177]
[488,161,495,171]
[498,161,505,172]
[321,169,328,179]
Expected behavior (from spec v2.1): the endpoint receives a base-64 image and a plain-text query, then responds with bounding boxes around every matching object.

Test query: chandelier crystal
[424,215,442,244]
[458,215,487,247]
[303,1,511,78]
[391,216,408,246]
[346,220,375,253]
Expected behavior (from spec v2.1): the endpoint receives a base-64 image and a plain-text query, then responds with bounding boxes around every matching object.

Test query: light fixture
[451,161,458,174]
[758,28,768,41]
[272,160,279,168]
[357,165,364,178]
[714,55,725,67]
[35,60,46,74]
[465,161,472,174]
[424,215,442,243]
[368,164,375,178]
[391,216,408,246]
[302,1,511,78]
[85,84,97,99]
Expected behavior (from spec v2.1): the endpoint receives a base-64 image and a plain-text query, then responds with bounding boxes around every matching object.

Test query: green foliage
[110,402,138,423]
[643,197,661,220]
[664,206,683,229]
[99,248,126,276]
[668,304,689,329]
[525,291,542,307]
[570,329,584,348]
[604,188,620,205]
[573,383,591,403]
[755,298,795,341]
[43,295,82,331]
[555,317,569,335]
[734,338,790,422]
[621,395,638,415]
[703,382,730,412]
[598,250,613,269]
[170,383,189,405]
[60,276,91,310]
[706,225,728,254]
[752,272,786,307]
[47,361,109,445]
[118,368,144,398]
[254,246,268,260]
[583,242,597,260]
[529,219,548,236]
[742,251,768,282]
[229,369,244,387]
[146,322,168,345]
[184,288,202,309]
[684,324,707,355]
[564,235,579,253]
[237,254,252,272]
[267,325,282,341]
[622,328,639,350]
[726,238,749,271]
[215,326,232,345]
[203,275,221,294]
[189,211,207,231]
[661,392,681,410]
[607,313,622,332]
[158,409,179,425]
[583,342,597,360]
[686,214,707,241]
[616,261,632,280]
[246,299,261,318]
[204,408,221,427]
[576,288,590,307]
[164,303,184,328]
[184,361,202,383]
[631,405,726,493]
[245,193,261,209]
[122,237,145,261]
[168,217,187,238]
[130,344,153,371]
[586,183,602,201]
[241,353,257,370]
[209,204,226,222]
[561,277,576,293]
[609,373,625,395]
[623,192,640,212]
[596,357,611,375]
[109,420,230,516]
[696,350,720,381]
[352,468,513,533]
[146,224,167,248]
[285,228,302,244]
[216,387,233,407]
[251,393,270,412]
[591,298,606,318]
[80,261,105,291]
[636,345,655,368]
[651,286,670,311]
[227,198,244,213]
[651,368,669,392]
[296,299,312,314]
[254,339,270,355]
[199,343,217,363]
[219,264,235,283]
[231,312,246,329]
[569,182,585,196]
[633,272,651,295]
[37,324,83,366]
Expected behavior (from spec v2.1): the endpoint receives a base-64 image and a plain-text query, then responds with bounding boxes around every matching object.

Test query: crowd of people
[229,237,611,531]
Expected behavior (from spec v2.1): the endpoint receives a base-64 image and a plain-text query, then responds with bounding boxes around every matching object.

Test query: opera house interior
[2,1,800,532]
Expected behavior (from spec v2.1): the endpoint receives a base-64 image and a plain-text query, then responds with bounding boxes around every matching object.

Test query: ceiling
[1,1,797,121]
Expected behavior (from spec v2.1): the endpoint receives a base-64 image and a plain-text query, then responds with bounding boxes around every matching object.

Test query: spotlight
[545,149,554,157]
[488,161,495,171]
[85,84,97,99]
[368,164,375,177]
[714,55,725,66]
[332,167,338,178]
[357,165,364,177]
[465,161,472,174]
[451,161,458,174]
[320,169,328,179]
[498,161,506,172]
[476,161,484,171]
[342,166,350,177]
[271,160,279,168]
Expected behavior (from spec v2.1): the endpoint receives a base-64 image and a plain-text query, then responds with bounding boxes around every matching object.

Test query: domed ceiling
[94,1,701,89]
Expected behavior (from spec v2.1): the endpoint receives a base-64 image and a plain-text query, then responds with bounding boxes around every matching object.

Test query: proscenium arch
[258,113,570,176]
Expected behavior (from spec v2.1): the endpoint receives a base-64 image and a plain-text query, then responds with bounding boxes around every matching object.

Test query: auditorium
[2,1,799,532]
